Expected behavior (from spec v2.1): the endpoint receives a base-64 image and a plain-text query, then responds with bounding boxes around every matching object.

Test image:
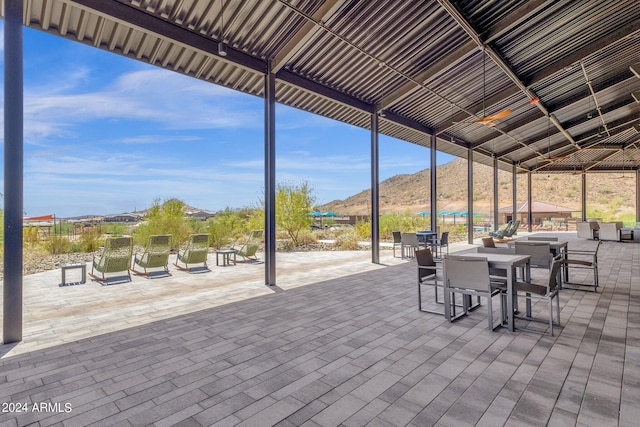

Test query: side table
[61,263,87,286]
[216,249,237,266]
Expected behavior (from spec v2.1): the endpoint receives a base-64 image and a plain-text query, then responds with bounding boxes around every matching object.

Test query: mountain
[318,158,635,216]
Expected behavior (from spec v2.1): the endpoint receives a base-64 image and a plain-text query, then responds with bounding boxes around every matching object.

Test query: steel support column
[493,157,499,230]
[581,173,587,221]
[636,170,639,223]
[370,113,380,264]
[527,171,533,232]
[264,65,276,286]
[3,0,24,344]
[430,135,437,232]
[467,149,474,244]
[512,164,517,228]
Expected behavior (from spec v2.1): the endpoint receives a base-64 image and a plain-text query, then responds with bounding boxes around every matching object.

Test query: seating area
[232,230,264,262]
[89,236,134,284]
[1,232,638,426]
[132,234,172,276]
[174,233,211,272]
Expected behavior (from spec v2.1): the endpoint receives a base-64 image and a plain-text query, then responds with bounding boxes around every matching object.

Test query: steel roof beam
[546,72,635,112]
[437,0,580,151]
[516,115,640,164]
[483,0,556,44]
[377,40,476,111]
[69,0,267,73]
[271,0,345,73]
[525,20,640,87]
[277,70,374,113]
[380,111,433,135]
[494,98,638,157]
[435,86,522,135]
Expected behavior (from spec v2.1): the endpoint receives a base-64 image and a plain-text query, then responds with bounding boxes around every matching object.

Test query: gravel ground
[0,240,376,280]
[0,251,96,280]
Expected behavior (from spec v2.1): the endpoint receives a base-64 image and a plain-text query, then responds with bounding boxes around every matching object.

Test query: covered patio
[2,2,640,425]
[1,234,639,425]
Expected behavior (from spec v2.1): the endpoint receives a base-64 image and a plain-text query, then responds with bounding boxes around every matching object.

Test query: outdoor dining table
[442,252,531,332]
[508,239,569,280]
[507,239,568,256]
[416,231,437,246]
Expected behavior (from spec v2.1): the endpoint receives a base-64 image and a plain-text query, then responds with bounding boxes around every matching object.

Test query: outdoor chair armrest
[560,258,594,267]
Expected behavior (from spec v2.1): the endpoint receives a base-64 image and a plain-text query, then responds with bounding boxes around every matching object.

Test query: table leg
[506,267,514,332]
[443,270,451,321]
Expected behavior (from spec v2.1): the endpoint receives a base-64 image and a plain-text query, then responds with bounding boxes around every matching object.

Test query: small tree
[276,180,315,246]
[206,208,248,248]
[133,198,194,249]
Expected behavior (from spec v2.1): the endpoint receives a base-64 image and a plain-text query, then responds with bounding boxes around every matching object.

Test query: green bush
[79,227,103,252]
[354,219,371,239]
[45,234,71,254]
[23,225,41,245]
[378,212,430,240]
[133,198,194,249]
[101,223,127,236]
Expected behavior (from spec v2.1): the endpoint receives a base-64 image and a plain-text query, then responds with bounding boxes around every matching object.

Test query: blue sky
[1,23,454,218]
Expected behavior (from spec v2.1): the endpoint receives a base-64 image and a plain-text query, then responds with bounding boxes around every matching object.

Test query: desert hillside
[319,158,635,217]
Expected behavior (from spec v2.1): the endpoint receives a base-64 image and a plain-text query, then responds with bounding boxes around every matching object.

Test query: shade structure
[323,211,340,217]
[416,211,431,215]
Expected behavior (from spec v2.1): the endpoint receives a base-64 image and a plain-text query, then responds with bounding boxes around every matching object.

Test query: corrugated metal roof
[4,0,640,174]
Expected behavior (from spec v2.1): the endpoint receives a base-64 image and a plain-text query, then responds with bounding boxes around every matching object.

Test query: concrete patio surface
[0,233,638,426]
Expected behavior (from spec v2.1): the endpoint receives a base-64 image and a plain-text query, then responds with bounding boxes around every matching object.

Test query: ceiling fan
[456,48,512,127]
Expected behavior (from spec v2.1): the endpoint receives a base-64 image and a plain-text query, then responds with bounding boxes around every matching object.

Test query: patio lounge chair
[489,221,511,238]
[174,234,210,272]
[493,220,520,241]
[90,236,133,284]
[132,234,171,276]
[233,230,263,262]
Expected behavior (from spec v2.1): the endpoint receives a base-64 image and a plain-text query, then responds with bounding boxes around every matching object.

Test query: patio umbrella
[309,210,324,227]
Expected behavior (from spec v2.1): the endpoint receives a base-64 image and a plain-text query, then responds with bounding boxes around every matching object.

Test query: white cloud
[22,68,263,141]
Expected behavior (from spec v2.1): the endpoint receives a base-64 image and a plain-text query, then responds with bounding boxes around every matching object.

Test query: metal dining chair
[512,255,563,336]
[443,255,505,330]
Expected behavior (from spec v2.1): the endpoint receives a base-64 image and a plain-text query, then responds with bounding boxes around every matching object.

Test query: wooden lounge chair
[174,234,210,272]
[132,234,171,276]
[233,230,263,262]
[90,236,133,284]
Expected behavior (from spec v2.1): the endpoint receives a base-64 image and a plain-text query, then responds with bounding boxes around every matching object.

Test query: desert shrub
[45,234,71,254]
[101,223,127,236]
[296,230,318,246]
[23,225,41,245]
[133,198,194,249]
[312,228,332,240]
[79,227,103,252]
[354,219,371,239]
[379,212,429,240]
[333,230,360,250]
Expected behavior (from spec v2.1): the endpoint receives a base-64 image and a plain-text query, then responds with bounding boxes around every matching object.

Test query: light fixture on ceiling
[218,42,227,57]
[632,90,640,103]
[378,110,386,117]
[631,63,640,78]
[218,0,228,57]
